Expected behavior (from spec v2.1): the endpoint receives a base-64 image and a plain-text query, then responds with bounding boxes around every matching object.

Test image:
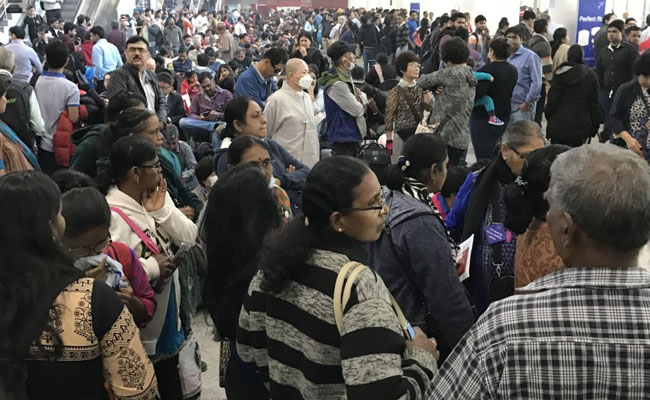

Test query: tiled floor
[193,312,227,400]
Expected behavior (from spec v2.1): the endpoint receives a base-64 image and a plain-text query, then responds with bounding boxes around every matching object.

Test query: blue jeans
[363,48,377,74]
[509,102,537,124]
[470,115,510,160]
[179,117,219,143]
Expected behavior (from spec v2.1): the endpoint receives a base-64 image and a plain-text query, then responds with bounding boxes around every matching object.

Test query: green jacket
[70,124,107,178]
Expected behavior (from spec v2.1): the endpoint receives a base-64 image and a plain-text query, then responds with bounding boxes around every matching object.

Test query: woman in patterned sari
[0,170,156,399]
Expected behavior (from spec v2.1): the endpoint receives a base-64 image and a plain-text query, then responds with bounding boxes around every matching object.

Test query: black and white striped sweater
[236,248,437,399]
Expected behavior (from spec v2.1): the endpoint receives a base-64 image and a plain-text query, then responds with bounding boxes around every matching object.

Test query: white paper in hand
[455,234,474,282]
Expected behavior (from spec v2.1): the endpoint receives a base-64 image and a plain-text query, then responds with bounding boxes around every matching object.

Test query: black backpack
[0,75,33,149]
[422,28,452,74]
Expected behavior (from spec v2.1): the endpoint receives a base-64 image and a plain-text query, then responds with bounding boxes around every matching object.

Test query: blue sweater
[234,65,277,109]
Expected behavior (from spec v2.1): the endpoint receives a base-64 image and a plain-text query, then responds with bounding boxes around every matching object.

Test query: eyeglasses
[271,63,283,74]
[341,198,385,213]
[127,47,149,53]
[138,162,162,170]
[69,235,112,255]
[508,146,531,160]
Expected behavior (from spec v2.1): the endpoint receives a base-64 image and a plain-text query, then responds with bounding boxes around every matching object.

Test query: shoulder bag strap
[396,86,422,123]
[109,206,160,255]
[334,261,413,339]
[334,261,364,335]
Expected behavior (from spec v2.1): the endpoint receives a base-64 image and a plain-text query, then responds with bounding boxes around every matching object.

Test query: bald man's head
[286,58,308,75]
[285,58,310,91]
[145,57,156,71]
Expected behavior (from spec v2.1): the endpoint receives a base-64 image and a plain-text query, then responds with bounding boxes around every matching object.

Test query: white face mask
[208,175,217,187]
[268,174,275,190]
[298,74,313,90]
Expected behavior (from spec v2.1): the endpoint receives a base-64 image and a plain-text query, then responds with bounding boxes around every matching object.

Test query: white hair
[0,48,15,72]
[547,144,650,251]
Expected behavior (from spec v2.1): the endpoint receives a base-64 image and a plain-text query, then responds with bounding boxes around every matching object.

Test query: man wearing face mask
[318,40,367,157]
[264,58,319,168]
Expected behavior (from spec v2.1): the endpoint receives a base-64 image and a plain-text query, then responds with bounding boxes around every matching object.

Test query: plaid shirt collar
[520,267,650,291]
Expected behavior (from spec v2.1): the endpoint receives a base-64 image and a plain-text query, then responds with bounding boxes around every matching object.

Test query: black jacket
[357,23,379,49]
[595,42,638,92]
[292,47,328,75]
[545,62,600,146]
[592,24,609,60]
[166,91,186,126]
[106,63,169,121]
[365,62,397,88]
[609,80,649,137]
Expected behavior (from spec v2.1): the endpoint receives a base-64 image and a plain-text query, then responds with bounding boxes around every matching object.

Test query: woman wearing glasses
[384,51,432,163]
[98,136,198,399]
[446,120,546,315]
[370,134,475,363]
[236,156,439,399]
[215,95,309,213]
[59,181,156,327]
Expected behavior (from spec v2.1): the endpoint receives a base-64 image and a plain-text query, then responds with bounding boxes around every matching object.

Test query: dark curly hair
[394,50,419,77]
[505,145,570,234]
[259,156,371,293]
[441,36,470,65]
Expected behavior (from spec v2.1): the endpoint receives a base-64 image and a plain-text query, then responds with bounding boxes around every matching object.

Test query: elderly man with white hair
[264,58,319,168]
[0,47,44,150]
[428,143,650,399]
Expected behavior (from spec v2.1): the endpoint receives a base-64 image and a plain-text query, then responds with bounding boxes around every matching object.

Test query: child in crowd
[473,71,505,126]
[432,165,470,219]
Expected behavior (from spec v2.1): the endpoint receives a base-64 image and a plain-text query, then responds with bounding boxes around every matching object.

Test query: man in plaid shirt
[429,144,650,399]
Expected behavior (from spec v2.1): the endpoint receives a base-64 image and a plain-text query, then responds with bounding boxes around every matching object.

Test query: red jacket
[53,98,87,167]
[105,242,157,327]
[81,40,93,66]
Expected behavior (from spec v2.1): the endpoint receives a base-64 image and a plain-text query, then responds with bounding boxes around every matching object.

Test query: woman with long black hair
[201,163,282,399]
[0,170,156,399]
[236,156,438,399]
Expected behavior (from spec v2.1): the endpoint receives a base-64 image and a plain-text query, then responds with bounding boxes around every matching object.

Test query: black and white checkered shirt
[428,267,650,399]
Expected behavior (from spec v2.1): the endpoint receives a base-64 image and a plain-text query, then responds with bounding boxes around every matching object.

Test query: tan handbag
[333,262,415,339]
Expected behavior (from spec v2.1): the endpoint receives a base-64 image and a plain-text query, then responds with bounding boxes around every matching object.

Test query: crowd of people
[1,3,650,400]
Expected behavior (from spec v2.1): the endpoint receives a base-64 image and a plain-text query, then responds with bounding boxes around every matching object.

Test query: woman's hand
[118,279,148,324]
[406,326,439,361]
[142,179,167,212]
[286,164,296,174]
[621,131,644,158]
[85,258,107,282]
[179,206,195,220]
[153,253,176,280]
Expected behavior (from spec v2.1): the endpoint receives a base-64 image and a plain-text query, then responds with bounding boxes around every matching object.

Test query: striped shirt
[237,248,437,399]
[429,267,650,399]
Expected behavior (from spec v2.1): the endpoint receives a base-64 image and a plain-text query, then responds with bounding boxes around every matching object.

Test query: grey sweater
[418,65,477,149]
[237,248,437,399]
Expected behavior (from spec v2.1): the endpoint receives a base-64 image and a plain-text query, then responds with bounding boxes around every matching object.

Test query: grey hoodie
[369,189,475,361]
